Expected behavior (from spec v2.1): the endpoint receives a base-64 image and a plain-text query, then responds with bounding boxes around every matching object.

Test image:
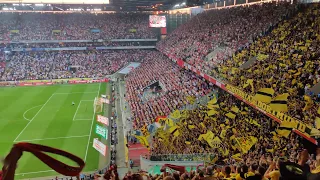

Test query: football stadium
[0,0,320,179]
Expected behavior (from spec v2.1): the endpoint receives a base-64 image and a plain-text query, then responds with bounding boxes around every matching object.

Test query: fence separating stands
[140,154,211,173]
[0,78,110,87]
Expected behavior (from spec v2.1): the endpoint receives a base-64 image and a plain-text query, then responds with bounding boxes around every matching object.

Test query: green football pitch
[0,82,109,179]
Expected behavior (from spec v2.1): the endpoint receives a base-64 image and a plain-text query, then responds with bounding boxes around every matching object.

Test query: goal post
[94,97,103,113]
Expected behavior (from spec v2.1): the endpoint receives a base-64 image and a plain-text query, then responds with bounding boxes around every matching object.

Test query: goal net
[94,97,103,113]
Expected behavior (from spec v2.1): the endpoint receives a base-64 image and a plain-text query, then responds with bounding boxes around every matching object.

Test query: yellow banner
[225,84,318,138]
[10,30,19,33]
[52,30,61,33]
[129,29,137,33]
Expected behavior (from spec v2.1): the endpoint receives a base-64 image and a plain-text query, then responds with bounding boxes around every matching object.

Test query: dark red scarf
[0,142,85,180]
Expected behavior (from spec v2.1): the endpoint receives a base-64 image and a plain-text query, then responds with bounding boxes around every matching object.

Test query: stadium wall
[99,82,113,169]
[0,79,109,87]
[140,156,203,172]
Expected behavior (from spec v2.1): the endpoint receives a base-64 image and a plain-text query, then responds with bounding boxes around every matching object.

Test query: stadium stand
[157,2,297,74]
[0,13,155,41]
[212,3,320,127]
[1,50,151,81]
[158,3,320,129]
[1,2,320,180]
[125,51,213,128]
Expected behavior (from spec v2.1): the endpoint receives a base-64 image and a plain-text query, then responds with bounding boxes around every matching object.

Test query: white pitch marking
[15,170,54,175]
[54,92,97,95]
[84,82,101,162]
[22,105,43,121]
[14,94,54,142]
[72,101,82,121]
[73,100,95,121]
[14,135,90,142]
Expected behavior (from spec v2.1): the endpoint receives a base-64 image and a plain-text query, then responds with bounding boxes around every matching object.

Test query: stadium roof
[0,0,206,11]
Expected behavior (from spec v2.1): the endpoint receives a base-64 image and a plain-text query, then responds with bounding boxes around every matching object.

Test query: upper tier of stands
[0,13,156,41]
[157,2,296,72]
[214,4,320,127]
[157,2,320,130]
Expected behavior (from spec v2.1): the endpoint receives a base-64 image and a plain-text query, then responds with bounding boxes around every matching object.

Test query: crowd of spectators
[143,89,320,180]
[120,154,320,180]
[0,13,155,41]
[157,2,320,129]
[2,41,154,49]
[151,90,298,156]
[213,3,320,127]
[157,2,296,74]
[0,50,151,81]
[125,51,213,128]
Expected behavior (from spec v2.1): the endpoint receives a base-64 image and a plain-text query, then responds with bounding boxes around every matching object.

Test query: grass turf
[0,83,109,179]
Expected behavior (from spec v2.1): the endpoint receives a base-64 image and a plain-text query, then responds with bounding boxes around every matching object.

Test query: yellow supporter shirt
[235,174,243,180]
[245,172,255,178]
[269,170,281,180]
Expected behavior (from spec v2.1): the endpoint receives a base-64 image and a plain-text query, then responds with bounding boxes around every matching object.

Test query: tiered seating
[125,51,213,128]
[157,2,295,74]
[129,91,319,179]
[0,13,155,41]
[1,50,150,81]
[151,92,300,158]
[215,4,320,126]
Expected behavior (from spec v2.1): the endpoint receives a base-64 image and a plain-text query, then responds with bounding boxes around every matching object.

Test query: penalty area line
[15,170,55,175]
[14,135,90,143]
[54,92,97,95]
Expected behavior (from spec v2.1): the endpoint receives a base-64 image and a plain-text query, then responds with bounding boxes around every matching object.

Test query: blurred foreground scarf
[0,142,85,180]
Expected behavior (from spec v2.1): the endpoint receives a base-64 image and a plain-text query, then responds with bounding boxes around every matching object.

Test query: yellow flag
[207,95,218,105]
[207,104,220,109]
[186,96,196,104]
[188,125,195,129]
[134,135,150,149]
[276,127,291,138]
[315,117,320,130]
[200,122,206,129]
[209,136,221,148]
[250,119,261,127]
[270,93,289,112]
[303,95,313,111]
[180,110,188,118]
[231,153,243,162]
[140,125,150,137]
[256,53,269,61]
[231,106,240,113]
[253,88,275,103]
[169,126,180,137]
[170,110,181,119]
[207,109,219,116]
[198,134,207,141]
[225,112,236,119]
[158,118,174,127]
[220,129,227,139]
[243,79,254,92]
